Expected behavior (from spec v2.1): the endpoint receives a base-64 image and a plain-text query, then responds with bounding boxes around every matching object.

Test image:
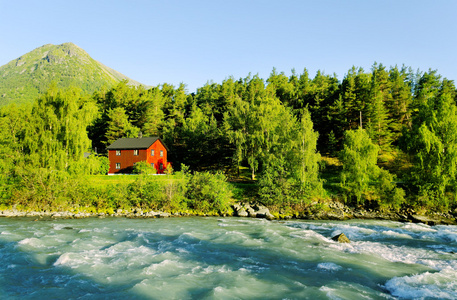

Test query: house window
[160,150,163,157]
[160,163,163,170]
[115,163,121,169]
[134,149,139,156]
[151,163,155,169]
[151,149,155,156]
[116,150,121,156]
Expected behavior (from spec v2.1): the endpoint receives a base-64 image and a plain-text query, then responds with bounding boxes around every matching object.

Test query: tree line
[1,63,456,213]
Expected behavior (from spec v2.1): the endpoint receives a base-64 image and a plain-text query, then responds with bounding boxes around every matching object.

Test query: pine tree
[366,63,392,150]
[388,66,412,142]
[105,107,139,146]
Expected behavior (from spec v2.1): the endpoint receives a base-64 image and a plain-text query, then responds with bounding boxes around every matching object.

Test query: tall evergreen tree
[105,107,139,146]
[388,66,413,142]
[366,63,392,150]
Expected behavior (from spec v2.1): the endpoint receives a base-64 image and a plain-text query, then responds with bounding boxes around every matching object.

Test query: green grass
[86,175,137,187]
[320,156,342,195]
[229,182,259,202]
[85,173,257,204]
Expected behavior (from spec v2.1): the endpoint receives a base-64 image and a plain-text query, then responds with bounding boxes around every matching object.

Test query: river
[0,217,456,299]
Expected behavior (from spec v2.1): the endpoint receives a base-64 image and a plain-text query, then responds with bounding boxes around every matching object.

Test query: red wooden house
[106,135,169,175]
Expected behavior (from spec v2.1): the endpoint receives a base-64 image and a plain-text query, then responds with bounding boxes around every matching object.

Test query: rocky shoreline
[231,201,457,226]
[1,201,456,226]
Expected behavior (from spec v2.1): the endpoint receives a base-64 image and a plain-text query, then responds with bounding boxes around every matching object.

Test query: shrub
[133,161,157,175]
[185,171,232,213]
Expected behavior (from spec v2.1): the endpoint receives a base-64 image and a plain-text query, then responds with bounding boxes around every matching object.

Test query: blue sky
[1,0,456,93]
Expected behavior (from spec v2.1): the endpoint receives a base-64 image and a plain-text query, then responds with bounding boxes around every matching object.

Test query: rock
[26,211,41,217]
[332,233,350,243]
[409,214,436,226]
[326,211,346,221]
[256,207,270,215]
[265,212,275,220]
[246,207,256,217]
[237,208,248,217]
[232,203,242,212]
[157,212,170,218]
[255,207,272,219]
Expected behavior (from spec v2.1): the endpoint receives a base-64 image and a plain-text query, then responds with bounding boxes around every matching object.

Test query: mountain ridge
[0,42,145,106]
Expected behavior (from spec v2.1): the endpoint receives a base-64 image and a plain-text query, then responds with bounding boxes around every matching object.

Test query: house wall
[145,140,168,174]
[108,140,168,174]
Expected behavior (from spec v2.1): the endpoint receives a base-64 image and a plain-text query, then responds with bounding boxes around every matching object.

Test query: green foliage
[366,63,393,150]
[133,161,157,175]
[339,128,404,208]
[127,175,164,209]
[185,171,232,213]
[104,106,140,146]
[83,155,110,175]
[402,71,457,209]
[22,85,97,171]
[258,157,297,207]
[258,108,324,208]
[340,128,379,203]
[2,60,457,214]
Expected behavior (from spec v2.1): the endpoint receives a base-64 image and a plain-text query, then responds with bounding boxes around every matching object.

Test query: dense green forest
[1,63,457,215]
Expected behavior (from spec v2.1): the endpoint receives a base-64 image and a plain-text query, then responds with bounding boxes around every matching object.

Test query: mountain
[0,43,144,106]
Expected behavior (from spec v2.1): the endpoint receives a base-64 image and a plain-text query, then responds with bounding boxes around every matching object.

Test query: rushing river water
[0,217,456,299]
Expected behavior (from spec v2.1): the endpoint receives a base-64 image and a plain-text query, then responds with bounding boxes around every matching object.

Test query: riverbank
[1,200,456,225]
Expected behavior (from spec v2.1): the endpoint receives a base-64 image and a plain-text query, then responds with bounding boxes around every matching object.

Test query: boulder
[157,212,170,218]
[265,212,275,220]
[255,207,272,219]
[237,208,248,217]
[232,203,242,212]
[247,207,256,217]
[332,233,350,243]
[409,214,436,226]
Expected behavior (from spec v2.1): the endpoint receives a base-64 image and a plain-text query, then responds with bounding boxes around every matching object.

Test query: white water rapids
[0,217,456,299]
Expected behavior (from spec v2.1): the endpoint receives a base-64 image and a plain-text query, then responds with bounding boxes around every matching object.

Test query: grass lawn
[85,173,257,203]
[86,175,137,187]
[85,174,176,189]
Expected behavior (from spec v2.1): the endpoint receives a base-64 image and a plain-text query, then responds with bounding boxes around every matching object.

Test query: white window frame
[160,150,163,157]
[116,150,121,156]
[134,149,139,156]
[115,163,121,169]
[151,149,155,156]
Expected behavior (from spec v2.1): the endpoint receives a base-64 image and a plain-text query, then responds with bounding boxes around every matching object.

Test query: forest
[1,63,457,215]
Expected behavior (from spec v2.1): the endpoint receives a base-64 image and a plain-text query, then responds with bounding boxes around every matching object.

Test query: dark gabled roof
[106,136,168,150]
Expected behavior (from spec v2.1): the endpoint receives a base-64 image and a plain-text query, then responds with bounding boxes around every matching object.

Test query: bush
[133,161,157,175]
[127,175,163,209]
[185,171,232,213]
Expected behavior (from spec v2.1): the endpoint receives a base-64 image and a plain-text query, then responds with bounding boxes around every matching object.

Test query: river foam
[0,217,456,299]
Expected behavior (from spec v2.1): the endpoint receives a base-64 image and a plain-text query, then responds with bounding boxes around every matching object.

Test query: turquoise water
[0,217,456,299]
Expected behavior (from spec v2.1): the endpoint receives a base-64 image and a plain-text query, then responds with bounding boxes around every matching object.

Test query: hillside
[0,43,143,106]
